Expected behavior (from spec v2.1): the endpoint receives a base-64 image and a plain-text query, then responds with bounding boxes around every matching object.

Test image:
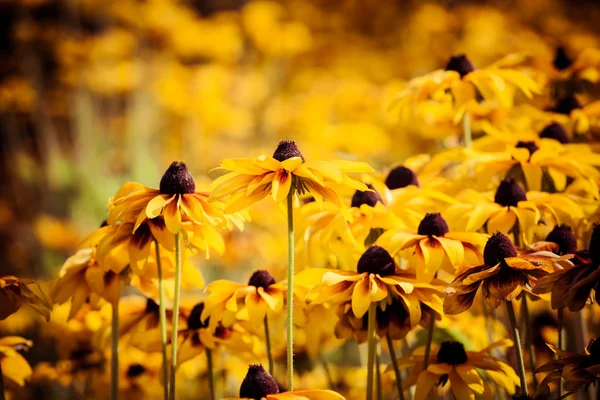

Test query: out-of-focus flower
[210,140,373,217]
[377,213,488,282]
[0,336,33,389]
[0,276,51,321]
[390,339,519,399]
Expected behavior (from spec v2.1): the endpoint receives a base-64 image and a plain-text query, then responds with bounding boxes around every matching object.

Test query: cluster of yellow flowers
[2,0,600,400]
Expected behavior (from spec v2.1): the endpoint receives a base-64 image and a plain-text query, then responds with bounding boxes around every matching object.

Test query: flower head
[385,166,420,190]
[0,276,51,322]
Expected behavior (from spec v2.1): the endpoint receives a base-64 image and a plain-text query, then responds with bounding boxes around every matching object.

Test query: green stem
[169,232,182,400]
[321,357,334,390]
[0,355,5,400]
[111,300,119,400]
[375,347,383,400]
[286,193,295,390]
[386,333,405,400]
[206,349,215,400]
[521,296,538,388]
[154,240,169,400]
[506,301,528,396]
[366,303,377,400]
[264,316,274,375]
[462,112,472,150]
[422,312,436,370]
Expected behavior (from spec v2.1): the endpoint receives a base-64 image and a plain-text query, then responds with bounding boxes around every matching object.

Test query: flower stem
[366,303,377,400]
[557,308,564,398]
[0,355,5,400]
[462,112,472,150]
[206,349,215,400]
[264,316,274,375]
[521,296,538,388]
[154,240,169,400]
[286,192,295,390]
[386,333,405,400]
[110,300,119,400]
[169,232,182,400]
[375,347,383,400]
[321,357,334,390]
[422,312,436,370]
[506,301,528,396]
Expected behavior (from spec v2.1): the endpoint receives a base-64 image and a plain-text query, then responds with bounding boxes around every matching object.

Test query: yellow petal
[146,194,174,219]
[351,276,372,318]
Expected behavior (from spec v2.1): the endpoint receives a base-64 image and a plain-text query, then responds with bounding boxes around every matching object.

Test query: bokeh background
[1,0,600,397]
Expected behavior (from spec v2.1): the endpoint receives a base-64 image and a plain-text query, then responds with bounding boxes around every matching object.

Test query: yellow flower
[109,161,233,235]
[210,140,373,217]
[0,336,33,389]
[118,346,163,397]
[224,364,345,400]
[390,53,540,122]
[0,276,51,322]
[313,246,418,319]
[444,179,540,245]
[389,339,519,400]
[202,270,286,327]
[377,213,488,282]
[444,232,572,314]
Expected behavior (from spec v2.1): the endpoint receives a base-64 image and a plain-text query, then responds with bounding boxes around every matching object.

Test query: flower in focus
[201,270,286,327]
[0,276,51,321]
[377,212,488,282]
[390,339,519,399]
[444,232,571,313]
[224,364,346,400]
[0,336,33,390]
[535,338,600,399]
[210,140,374,217]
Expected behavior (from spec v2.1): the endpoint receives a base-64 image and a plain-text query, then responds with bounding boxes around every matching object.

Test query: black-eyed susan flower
[0,276,51,322]
[444,232,572,313]
[223,364,346,400]
[445,179,540,245]
[377,213,488,282]
[389,340,519,400]
[210,140,374,216]
[535,337,600,399]
[0,336,33,390]
[109,161,232,234]
[533,224,600,311]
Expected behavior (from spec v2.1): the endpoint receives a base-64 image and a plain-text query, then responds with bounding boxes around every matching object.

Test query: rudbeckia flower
[313,246,416,319]
[0,276,51,321]
[535,337,600,399]
[210,140,374,216]
[377,213,488,282]
[390,53,540,122]
[389,340,519,400]
[533,225,600,311]
[224,364,345,400]
[201,270,286,327]
[108,161,234,234]
[0,336,33,389]
[444,232,572,313]
[445,179,540,245]
[118,347,163,397]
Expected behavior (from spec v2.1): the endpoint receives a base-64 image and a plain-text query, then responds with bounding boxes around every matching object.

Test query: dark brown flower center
[516,141,539,157]
[351,184,383,208]
[159,161,196,195]
[590,224,600,266]
[248,270,276,290]
[546,224,577,255]
[554,95,581,115]
[553,46,573,71]
[418,213,449,237]
[357,246,396,276]
[187,302,209,330]
[126,363,146,379]
[239,364,279,399]
[436,341,468,365]
[385,166,419,189]
[494,178,527,207]
[588,338,600,361]
[145,298,159,313]
[445,54,475,78]
[272,140,305,162]
[539,122,569,144]
[484,232,518,267]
